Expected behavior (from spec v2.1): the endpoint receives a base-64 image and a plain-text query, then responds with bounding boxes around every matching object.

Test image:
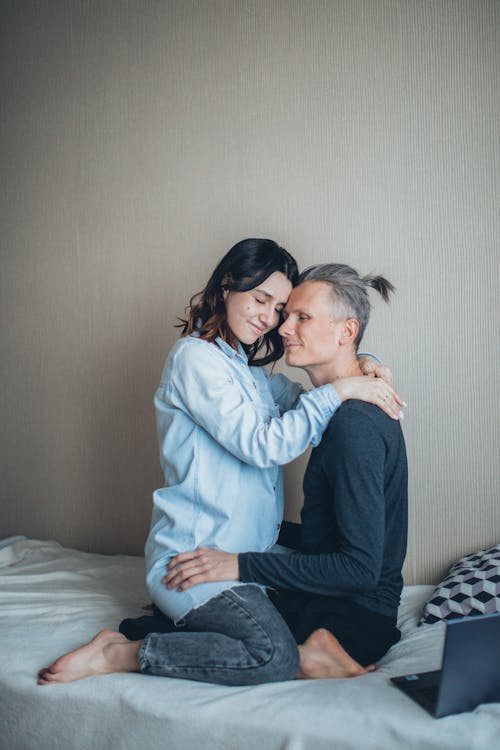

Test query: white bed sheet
[0,538,498,750]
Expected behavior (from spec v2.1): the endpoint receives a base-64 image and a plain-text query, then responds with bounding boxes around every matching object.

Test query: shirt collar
[215,336,248,363]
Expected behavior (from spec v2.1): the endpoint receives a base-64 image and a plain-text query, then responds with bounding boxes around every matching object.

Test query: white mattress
[0,538,498,750]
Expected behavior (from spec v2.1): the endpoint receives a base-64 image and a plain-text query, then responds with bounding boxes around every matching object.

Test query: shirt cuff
[238,553,253,583]
[313,383,342,413]
[358,350,382,364]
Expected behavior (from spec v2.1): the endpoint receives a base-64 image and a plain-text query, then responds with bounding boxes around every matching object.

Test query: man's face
[278,280,345,370]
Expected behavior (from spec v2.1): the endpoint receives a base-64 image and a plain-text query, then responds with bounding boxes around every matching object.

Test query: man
[165,263,408,670]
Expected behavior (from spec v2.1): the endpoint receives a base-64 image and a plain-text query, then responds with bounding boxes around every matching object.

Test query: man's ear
[340,318,359,346]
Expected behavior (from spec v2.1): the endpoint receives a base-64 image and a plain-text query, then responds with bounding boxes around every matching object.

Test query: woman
[38,239,402,687]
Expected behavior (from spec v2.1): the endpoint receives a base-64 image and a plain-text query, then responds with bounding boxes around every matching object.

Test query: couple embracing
[39,238,407,686]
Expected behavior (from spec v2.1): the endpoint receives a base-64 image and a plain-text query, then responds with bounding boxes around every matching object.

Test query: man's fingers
[164,558,215,588]
[167,547,209,569]
[164,560,200,585]
[176,574,208,592]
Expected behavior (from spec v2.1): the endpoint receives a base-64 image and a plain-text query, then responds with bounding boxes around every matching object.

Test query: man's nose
[278,318,291,336]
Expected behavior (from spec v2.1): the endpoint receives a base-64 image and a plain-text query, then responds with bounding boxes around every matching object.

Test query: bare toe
[299,628,370,679]
[37,630,140,686]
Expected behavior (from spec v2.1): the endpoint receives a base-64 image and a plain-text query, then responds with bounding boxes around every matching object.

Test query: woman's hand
[333,377,405,420]
[162,547,240,591]
[358,356,394,386]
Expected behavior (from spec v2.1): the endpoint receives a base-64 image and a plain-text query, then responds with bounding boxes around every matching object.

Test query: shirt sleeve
[164,340,341,469]
[238,409,386,594]
[264,371,305,413]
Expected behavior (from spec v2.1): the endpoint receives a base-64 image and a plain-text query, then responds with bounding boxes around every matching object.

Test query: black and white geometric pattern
[420,544,500,625]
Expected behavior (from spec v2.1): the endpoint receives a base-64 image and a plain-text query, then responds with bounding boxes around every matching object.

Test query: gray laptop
[391,611,500,718]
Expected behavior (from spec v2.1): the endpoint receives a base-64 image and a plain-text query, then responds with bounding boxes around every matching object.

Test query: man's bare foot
[297,628,376,679]
[37,630,142,685]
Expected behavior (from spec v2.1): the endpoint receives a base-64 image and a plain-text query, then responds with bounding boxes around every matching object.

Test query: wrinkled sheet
[0,538,498,750]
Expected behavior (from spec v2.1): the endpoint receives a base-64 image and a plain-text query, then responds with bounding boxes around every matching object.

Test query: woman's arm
[265,371,305,413]
[165,340,402,469]
[164,341,340,468]
[358,355,394,386]
[265,356,394,415]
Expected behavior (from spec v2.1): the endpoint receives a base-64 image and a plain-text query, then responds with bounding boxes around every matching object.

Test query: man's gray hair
[298,263,395,348]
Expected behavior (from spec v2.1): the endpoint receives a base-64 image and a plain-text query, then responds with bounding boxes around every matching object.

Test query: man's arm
[277,520,302,550]
[238,407,387,595]
[165,406,388,597]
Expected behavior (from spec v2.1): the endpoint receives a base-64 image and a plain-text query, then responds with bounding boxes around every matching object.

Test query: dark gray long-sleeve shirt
[238,400,408,618]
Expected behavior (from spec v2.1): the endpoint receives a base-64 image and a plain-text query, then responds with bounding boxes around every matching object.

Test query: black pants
[269,589,401,666]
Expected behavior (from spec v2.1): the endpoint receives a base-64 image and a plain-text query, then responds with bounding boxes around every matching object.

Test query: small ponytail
[298,263,396,348]
[362,274,395,303]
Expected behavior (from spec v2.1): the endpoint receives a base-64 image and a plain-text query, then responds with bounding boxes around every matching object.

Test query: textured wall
[1,0,498,584]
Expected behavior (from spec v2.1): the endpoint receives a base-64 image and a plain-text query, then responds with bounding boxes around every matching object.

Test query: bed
[1,537,498,750]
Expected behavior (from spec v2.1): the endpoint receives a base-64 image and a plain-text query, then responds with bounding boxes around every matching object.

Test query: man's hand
[162,547,240,591]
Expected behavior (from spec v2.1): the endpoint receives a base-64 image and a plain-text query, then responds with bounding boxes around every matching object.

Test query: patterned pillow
[420,544,500,625]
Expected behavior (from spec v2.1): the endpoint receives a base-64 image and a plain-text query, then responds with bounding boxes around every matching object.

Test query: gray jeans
[139,585,300,686]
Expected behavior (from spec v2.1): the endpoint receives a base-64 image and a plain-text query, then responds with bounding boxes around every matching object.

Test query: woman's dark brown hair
[179,238,298,366]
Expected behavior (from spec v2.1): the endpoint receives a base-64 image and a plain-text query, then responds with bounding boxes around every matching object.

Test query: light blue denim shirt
[145,335,341,621]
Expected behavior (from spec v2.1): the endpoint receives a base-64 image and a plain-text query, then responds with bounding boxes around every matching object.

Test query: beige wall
[1,0,498,584]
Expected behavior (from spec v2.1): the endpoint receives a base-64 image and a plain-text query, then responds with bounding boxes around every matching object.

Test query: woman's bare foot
[297,628,376,679]
[37,630,142,685]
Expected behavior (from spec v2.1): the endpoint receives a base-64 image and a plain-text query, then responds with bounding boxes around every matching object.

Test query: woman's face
[224,271,293,345]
